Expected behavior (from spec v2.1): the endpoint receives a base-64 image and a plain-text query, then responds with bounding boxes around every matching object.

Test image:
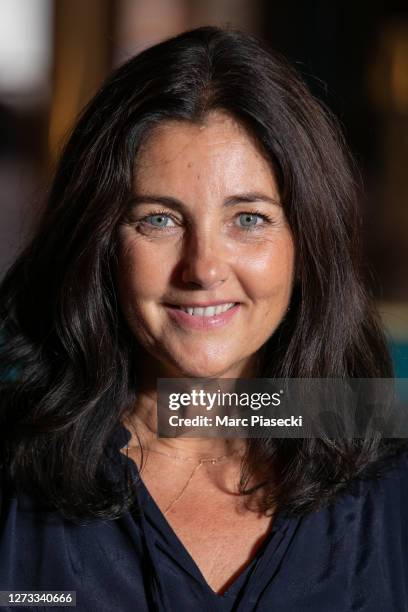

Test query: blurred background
[0,0,407,375]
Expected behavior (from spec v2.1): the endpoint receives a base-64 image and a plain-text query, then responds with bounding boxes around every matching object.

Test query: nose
[181,228,230,289]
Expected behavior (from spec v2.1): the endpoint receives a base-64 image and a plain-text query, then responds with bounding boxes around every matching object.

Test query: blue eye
[146,214,175,227]
[237,213,264,228]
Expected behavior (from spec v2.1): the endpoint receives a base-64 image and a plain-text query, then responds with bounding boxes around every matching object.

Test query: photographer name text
[167,415,303,427]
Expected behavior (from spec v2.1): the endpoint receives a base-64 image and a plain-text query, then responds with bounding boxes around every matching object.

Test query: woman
[0,26,407,611]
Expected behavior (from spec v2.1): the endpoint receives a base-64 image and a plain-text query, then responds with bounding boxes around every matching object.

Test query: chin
[169,358,233,379]
[178,365,227,379]
[185,364,256,380]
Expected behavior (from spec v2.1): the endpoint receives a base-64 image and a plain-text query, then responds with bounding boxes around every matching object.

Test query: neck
[124,349,262,458]
[125,385,245,459]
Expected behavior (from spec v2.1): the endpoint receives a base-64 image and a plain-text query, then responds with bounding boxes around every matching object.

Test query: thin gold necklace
[140,446,239,464]
[126,443,243,515]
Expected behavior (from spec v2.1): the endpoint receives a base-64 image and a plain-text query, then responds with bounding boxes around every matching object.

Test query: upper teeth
[179,303,235,316]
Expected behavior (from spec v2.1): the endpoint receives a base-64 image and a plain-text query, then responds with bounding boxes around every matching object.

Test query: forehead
[133,111,277,193]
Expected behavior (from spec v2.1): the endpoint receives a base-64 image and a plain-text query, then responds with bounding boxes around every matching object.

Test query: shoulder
[360,448,408,501]
[366,449,408,522]
[295,449,408,543]
[326,449,408,545]
[287,449,408,564]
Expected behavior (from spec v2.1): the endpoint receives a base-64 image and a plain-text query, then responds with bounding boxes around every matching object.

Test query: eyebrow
[129,191,281,212]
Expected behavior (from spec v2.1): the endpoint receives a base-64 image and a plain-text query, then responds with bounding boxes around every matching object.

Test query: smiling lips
[164,302,240,329]
[175,302,236,317]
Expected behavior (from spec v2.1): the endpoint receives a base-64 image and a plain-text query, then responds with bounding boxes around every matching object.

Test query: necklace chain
[126,442,243,515]
[138,445,241,464]
[163,461,203,514]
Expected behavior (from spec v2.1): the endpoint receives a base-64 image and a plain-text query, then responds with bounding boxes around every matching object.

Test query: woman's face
[117,111,295,379]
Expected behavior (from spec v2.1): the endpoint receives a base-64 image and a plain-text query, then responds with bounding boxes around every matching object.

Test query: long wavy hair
[1,26,406,523]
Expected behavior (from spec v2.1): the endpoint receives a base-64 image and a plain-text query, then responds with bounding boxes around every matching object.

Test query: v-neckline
[127,456,288,600]
[139,473,271,597]
[113,424,299,602]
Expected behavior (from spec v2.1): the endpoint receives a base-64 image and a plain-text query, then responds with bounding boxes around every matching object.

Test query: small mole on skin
[187,162,193,168]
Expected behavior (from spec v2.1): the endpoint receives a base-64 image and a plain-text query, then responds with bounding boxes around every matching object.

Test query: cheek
[236,236,295,301]
[117,238,170,302]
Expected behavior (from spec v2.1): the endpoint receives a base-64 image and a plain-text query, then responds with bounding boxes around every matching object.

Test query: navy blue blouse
[1,425,408,611]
